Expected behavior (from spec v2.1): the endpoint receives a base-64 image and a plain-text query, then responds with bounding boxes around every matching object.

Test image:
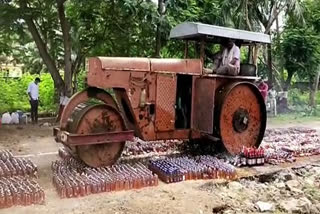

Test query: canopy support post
[200,39,205,73]
[184,40,189,59]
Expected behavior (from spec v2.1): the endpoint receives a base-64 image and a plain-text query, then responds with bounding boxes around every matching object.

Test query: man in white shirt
[206,39,241,75]
[27,77,40,124]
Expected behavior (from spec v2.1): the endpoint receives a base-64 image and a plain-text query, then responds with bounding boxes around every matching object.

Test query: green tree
[0,0,72,96]
[281,0,320,107]
[0,0,159,96]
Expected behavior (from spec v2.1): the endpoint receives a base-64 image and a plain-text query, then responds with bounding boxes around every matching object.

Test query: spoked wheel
[59,87,127,167]
[215,82,267,155]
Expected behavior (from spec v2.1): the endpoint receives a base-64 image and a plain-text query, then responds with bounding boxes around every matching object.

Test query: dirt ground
[0,120,320,214]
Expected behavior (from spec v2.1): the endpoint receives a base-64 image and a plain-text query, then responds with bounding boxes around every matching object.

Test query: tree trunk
[245,0,253,31]
[267,43,273,88]
[72,55,84,93]
[276,16,280,39]
[309,70,320,108]
[57,0,73,97]
[277,70,294,113]
[155,0,164,57]
[19,0,64,94]
[284,71,294,91]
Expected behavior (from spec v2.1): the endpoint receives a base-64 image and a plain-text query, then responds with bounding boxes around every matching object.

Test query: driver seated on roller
[206,39,241,76]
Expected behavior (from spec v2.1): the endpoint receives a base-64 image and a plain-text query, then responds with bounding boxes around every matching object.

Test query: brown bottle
[85,181,91,195]
[0,189,5,209]
[16,188,22,205]
[0,167,4,178]
[128,177,133,190]
[90,180,97,194]
[6,190,13,208]
[79,181,86,197]
[32,189,38,204]
[12,186,18,206]
[66,182,73,198]
[105,180,111,192]
[26,189,32,206]
[21,163,27,177]
[60,184,66,199]
[124,178,130,190]
[21,188,26,206]
[39,189,45,204]
[100,178,106,193]
[72,180,79,197]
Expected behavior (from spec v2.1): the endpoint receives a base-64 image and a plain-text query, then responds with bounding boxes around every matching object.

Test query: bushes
[288,88,309,106]
[0,73,55,114]
[287,88,320,116]
[0,72,87,115]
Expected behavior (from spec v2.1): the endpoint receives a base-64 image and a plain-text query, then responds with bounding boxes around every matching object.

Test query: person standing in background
[258,79,269,102]
[27,77,41,124]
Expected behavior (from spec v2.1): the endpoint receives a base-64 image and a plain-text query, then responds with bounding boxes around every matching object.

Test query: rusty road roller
[54,22,269,167]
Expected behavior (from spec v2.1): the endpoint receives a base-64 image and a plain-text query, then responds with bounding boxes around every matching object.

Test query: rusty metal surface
[215,82,267,155]
[55,129,134,146]
[53,127,61,143]
[150,59,202,74]
[87,58,131,89]
[60,87,117,130]
[68,104,127,167]
[192,77,216,134]
[156,129,190,140]
[97,57,150,72]
[155,74,177,132]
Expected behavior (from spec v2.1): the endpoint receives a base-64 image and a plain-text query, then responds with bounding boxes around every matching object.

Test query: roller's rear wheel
[215,82,267,154]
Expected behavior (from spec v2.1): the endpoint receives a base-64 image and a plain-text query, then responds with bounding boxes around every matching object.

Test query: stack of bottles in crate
[239,147,265,166]
[149,155,237,183]
[52,157,158,198]
[0,150,44,209]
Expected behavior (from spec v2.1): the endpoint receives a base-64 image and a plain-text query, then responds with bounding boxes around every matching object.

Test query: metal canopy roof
[170,22,271,44]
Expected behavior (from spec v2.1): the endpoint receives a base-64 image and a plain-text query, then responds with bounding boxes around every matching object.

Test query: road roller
[54,22,269,167]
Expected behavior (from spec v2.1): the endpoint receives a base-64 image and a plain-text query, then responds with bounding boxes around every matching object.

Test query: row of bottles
[195,156,237,180]
[240,147,265,166]
[52,158,159,199]
[0,176,45,209]
[149,156,237,183]
[0,150,37,178]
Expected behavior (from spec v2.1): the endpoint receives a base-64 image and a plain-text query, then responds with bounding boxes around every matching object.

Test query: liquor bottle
[65,181,73,198]
[261,148,265,164]
[0,187,4,209]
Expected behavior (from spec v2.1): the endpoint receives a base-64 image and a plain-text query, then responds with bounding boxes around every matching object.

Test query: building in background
[0,63,23,78]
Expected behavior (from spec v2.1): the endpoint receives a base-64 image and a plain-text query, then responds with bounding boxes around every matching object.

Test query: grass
[268,113,320,125]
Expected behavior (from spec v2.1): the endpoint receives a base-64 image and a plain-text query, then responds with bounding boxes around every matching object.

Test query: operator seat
[239,64,256,76]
